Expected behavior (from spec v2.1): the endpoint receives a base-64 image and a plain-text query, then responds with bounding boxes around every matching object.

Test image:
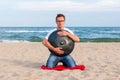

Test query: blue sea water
[0,27,120,42]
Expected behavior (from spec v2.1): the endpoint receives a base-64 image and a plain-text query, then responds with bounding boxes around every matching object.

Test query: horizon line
[0,26,120,27]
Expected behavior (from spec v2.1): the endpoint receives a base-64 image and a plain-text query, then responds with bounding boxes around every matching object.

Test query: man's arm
[67,32,80,42]
[42,38,64,55]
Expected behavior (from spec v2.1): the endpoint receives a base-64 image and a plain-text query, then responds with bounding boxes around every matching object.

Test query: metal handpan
[48,30,75,56]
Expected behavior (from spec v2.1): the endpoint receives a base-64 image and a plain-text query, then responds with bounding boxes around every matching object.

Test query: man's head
[56,14,65,29]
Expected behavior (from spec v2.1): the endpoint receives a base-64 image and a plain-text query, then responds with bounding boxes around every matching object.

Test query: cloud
[15,1,84,11]
[95,0,120,11]
[1,0,120,12]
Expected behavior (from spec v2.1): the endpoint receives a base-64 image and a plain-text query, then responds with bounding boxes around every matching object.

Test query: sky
[0,0,120,27]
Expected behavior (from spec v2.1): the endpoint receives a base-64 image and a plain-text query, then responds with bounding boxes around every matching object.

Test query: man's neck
[57,27,64,30]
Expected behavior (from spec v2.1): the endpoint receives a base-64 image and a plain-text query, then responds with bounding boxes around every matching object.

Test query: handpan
[48,30,75,56]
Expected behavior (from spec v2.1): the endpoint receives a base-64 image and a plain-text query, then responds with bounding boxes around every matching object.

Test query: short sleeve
[45,28,57,39]
[64,28,74,35]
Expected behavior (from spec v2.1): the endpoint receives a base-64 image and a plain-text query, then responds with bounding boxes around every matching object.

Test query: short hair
[56,14,65,21]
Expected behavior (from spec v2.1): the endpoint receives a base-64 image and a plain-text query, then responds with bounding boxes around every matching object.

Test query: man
[42,14,80,68]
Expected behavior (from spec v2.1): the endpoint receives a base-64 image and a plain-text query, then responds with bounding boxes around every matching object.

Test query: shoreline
[0,38,120,43]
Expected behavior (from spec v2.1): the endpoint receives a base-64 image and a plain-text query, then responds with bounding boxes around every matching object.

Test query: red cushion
[41,65,85,71]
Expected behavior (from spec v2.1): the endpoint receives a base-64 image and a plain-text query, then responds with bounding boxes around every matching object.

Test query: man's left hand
[57,30,69,36]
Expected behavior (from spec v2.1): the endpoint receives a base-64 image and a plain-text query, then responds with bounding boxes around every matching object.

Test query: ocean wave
[3,30,50,33]
[80,38,120,42]
[0,27,120,42]
[0,40,29,43]
[0,36,43,42]
[100,31,120,34]
[28,36,43,42]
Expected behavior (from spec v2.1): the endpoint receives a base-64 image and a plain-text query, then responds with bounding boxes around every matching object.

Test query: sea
[0,27,120,42]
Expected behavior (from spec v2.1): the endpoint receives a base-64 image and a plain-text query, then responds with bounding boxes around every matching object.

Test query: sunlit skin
[56,16,65,30]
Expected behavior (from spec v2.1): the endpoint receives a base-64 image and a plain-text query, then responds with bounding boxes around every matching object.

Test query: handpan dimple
[60,41,64,45]
[48,30,75,56]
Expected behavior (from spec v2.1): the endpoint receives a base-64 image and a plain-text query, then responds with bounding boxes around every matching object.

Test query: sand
[0,42,120,80]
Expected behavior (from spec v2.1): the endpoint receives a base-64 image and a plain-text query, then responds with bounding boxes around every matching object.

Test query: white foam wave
[0,40,30,43]
[100,31,120,34]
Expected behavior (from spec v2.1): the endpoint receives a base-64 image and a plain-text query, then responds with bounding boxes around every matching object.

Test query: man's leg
[46,54,60,68]
[62,55,76,67]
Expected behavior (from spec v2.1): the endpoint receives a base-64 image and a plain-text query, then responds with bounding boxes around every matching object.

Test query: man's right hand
[53,47,64,55]
[42,38,64,55]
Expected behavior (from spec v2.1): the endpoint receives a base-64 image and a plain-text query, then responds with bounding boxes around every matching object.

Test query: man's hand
[57,30,80,42]
[57,30,69,36]
[53,47,64,55]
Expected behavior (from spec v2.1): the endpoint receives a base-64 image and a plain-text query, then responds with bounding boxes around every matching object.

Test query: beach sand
[0,42,120,80]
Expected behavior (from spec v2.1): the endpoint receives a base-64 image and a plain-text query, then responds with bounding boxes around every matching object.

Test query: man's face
[56,16,65,29]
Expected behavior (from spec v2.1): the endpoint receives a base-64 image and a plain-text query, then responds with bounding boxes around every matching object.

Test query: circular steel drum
[48,30,75,56]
